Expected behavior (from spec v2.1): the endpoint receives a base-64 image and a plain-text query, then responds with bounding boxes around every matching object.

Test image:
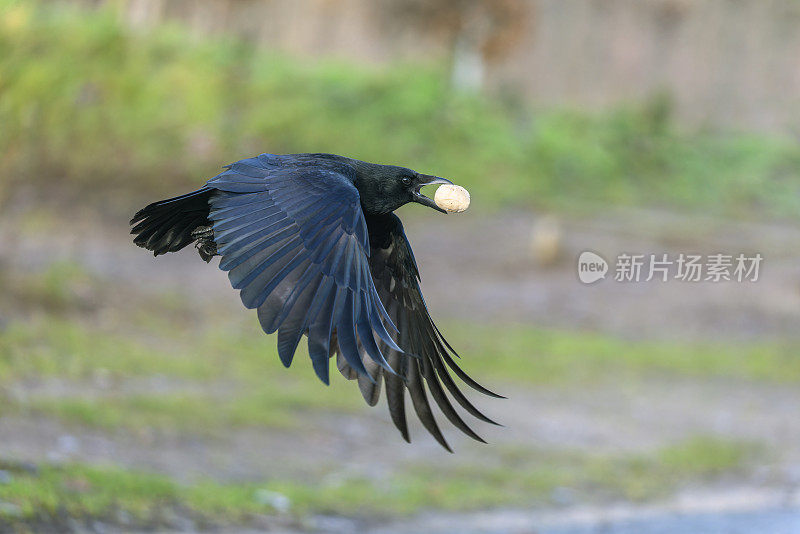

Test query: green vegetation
[0,260,96,314]
[3,0,800,216]
[448,322,800,385]
[399,436,756,508]
[0,461,279,529]
[1,305,798,434]
[0,315,364,433]
[0,436,757,527]
[251,436,757,512]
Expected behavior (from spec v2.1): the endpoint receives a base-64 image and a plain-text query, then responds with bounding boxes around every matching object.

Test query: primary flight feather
[130,153,502,451]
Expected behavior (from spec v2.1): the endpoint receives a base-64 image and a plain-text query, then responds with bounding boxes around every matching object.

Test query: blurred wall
[76,0,800,133]
[497,0,800,134]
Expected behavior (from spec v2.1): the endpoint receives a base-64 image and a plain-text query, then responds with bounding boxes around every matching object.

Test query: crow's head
[350,161,453,215]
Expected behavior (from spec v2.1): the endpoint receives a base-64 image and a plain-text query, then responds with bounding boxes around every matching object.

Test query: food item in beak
[434,184,470,213]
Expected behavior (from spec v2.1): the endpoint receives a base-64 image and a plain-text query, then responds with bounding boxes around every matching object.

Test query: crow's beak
[412,175,453,213]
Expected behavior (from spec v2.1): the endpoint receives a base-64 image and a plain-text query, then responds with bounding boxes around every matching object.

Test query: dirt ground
[1,205,800,532]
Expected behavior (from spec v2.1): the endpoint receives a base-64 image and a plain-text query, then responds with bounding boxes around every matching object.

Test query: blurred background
[2,0,800,532]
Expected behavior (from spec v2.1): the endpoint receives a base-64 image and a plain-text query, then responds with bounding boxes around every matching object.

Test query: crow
[130,153,502,451]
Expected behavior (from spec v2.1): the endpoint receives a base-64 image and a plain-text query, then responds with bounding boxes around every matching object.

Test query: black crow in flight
[130,153,501,450]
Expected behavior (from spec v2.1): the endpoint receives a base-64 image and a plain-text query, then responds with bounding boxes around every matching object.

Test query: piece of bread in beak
[434,184,470,213]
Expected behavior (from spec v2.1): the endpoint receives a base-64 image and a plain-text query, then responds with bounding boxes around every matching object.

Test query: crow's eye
[401,176,413,186]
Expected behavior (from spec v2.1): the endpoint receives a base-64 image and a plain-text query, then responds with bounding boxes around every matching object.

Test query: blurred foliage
[0,436,758,527]
[449,322,800,385]
[2,0,800,216]
[2,303,799,435]
[3,260,96,312]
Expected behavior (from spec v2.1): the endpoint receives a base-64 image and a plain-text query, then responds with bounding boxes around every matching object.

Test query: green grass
[0,260,98,315]
[448,322,800,386]
[0,260,775,526]
[5,314,800,389]
[0,436,757,528]
[0,314,365,433]
[22,393,296,433]
[1,310,798,434]
[3,0,800,217]
[0,461,279,529]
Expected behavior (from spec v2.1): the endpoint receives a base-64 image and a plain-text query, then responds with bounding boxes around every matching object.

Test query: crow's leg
[191,226,218,263]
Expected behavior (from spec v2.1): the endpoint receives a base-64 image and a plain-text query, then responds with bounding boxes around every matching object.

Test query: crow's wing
[205,155,401,384]
[360,213,503,451]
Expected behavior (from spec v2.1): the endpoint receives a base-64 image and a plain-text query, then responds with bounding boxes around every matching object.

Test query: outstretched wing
[205,155,401,384]
[360,213,503,451]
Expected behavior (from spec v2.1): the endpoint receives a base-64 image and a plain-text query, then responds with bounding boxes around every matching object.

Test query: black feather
[130,188,215,256]
[130,153,502,451]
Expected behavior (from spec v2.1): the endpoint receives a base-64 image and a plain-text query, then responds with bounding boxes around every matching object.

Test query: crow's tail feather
[130,188,215,256]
